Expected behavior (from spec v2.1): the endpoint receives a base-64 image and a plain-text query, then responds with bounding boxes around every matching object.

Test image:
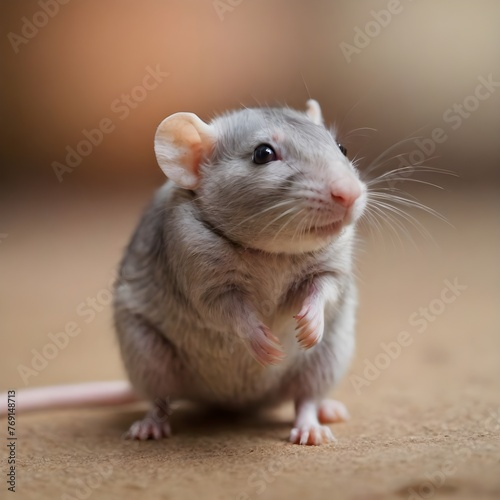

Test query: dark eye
[252,144,277,165]
[338,143,347,157]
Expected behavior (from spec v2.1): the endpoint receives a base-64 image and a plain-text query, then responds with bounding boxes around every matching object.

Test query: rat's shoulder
[129,182,189,236]
[119,181,194,264]
[152,180,193,209]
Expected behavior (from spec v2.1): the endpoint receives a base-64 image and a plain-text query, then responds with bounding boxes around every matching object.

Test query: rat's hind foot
[318,399,350,424]
[289,399,349,445]
[124,400,172,440]
[289,424,335,445]
[125,417,171,440]
[290,399,337,446]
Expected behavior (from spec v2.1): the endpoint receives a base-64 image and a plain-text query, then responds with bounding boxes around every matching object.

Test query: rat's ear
[154,112,215,189]
[305,99,324,126]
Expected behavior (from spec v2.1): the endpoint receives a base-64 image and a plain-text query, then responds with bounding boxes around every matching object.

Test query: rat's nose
[330,176,362,208]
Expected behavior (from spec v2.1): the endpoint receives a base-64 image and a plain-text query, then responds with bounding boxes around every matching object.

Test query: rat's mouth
[308,218,344,236]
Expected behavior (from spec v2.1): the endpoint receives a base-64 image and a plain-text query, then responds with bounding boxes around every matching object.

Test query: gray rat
[114,99,366,445]
[1,100,366,446]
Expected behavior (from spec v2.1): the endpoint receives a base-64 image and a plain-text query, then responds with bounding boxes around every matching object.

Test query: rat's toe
[294,297,324,350]
[289,425,335,446]
[124,418,171,440]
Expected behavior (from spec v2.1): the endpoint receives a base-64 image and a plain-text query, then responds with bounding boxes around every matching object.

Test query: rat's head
[154,100,366,253]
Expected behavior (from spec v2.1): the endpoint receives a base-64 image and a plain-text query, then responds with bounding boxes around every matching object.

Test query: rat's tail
[0,381,141,418]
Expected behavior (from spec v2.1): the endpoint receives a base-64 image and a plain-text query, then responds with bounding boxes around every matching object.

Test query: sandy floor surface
[0,185,499,500]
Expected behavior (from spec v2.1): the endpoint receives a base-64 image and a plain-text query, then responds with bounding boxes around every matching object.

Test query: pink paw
[124,417,171,440]
[294,293,324,349]
[248,324,285,366]
[289,425,335,446]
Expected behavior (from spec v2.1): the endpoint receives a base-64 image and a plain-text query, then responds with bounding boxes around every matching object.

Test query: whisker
[367,177,447,190]
[368,192,452,227]
[362,152,416,178]
[342,127,378,141]
[367,165,456,183]
[273,208,306,242]
[367,198,437,246]
[359,208,385,245]
[234,199,297,229]
[259,205,301,236]
[363,137,428,176]
[335,91,375,136]
[299,72,312,100]
[366,202,407,249]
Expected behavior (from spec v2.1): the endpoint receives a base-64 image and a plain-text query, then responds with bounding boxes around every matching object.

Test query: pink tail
[0,381,141,417]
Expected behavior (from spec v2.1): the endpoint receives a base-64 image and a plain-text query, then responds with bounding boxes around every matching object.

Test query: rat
[1,100,366,445]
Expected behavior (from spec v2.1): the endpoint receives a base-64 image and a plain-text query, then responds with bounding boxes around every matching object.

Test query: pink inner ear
[155,112,215,189]
[179,120,215,172]
[190,141,203,172]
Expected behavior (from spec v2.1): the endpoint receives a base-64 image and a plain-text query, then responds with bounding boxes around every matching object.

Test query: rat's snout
[330,176,362,209]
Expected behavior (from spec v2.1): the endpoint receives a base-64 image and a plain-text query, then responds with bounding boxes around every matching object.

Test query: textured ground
[0,185,499,500]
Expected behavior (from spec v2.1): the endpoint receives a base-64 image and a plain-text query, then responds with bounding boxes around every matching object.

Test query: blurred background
[0,1,499,498]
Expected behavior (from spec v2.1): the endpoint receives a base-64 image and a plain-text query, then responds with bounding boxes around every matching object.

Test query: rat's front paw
[247,324,285,366]
[294,294,324,349]
[289,425,335,446]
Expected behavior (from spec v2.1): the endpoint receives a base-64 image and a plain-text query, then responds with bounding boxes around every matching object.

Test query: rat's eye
[338,143,347,157]
[252,144,277,164]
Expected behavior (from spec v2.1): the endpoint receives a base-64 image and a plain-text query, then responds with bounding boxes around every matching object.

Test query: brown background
[1,1,499,499]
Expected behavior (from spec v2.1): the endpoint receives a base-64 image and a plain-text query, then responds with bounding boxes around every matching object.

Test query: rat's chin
[248,221,349,254]
[307,218,345,238]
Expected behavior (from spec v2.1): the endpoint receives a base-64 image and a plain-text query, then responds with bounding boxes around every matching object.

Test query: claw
[290,425,335,446]
[125,417,171,440]
[294,296,324,350]
[299,429,310,445]
[248,324,285,366]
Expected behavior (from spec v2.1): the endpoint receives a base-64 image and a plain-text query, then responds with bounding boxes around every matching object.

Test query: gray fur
[113,104,366,414]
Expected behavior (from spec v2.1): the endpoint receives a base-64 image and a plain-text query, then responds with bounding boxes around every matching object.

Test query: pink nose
[330,177,362,208]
